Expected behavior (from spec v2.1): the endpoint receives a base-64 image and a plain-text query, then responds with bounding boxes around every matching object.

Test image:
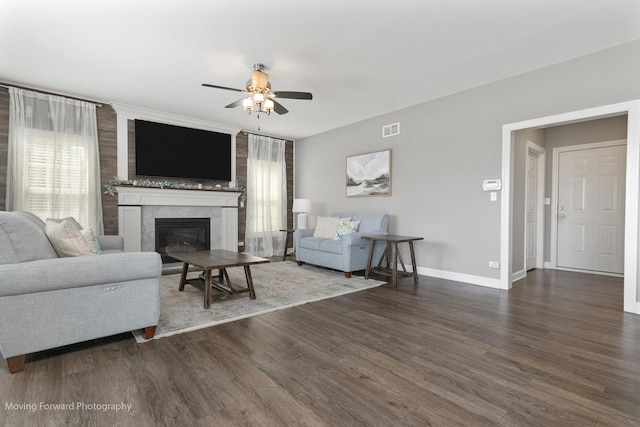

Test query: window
[22,129,89,220]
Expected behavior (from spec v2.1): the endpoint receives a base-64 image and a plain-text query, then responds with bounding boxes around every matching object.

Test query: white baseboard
[511,269,526,282]
[544,261,553,269]
[415,266,502,289]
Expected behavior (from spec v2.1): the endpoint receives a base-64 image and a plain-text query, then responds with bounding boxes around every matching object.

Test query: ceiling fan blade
[272,100,289,115]
[201,83,244,92]
[272,91,313,100]
[225,99,244,109]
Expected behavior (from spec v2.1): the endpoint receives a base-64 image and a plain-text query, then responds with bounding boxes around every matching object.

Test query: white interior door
[556,145,626,274]
[525,149,539,271]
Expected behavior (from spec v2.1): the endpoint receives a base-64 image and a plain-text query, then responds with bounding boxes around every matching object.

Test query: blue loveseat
[294,212,389,277]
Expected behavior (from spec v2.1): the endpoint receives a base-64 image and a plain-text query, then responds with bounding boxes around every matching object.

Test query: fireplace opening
[155,218,210,264]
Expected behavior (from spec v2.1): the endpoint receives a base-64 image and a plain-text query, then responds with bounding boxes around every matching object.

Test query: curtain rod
[0,82,105,107]
[241,131,291,141]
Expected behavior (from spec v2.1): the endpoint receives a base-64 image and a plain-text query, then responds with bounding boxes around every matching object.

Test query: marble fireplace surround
[116,186,241,253]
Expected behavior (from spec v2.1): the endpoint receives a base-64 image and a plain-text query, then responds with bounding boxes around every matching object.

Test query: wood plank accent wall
[0,88,119,234]
[97,105,118,235]
[236,132,248,251]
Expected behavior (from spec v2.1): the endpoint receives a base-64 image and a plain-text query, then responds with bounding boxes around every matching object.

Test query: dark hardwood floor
[1,268,639,426]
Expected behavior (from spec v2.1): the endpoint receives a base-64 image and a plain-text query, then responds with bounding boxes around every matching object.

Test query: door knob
[559,214,566,219]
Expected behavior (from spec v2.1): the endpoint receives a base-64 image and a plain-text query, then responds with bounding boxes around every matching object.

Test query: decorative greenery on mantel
[104,177,246,201]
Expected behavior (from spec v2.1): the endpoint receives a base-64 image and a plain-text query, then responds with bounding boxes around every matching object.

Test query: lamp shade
[292,198,311,213]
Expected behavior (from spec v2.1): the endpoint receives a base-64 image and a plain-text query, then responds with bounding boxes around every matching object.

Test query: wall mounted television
[134,119,232,182]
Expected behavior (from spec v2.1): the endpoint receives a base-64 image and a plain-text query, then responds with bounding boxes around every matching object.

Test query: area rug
[133,261,385,342]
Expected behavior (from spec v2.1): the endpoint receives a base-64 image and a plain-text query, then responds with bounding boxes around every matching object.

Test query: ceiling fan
[202,63,313,117]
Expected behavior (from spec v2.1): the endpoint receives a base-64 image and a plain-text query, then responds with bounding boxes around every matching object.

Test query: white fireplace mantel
[116,186,242,253]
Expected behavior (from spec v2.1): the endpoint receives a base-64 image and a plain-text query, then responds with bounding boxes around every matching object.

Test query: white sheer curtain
[245,134,287,257]
[7,87,104,234]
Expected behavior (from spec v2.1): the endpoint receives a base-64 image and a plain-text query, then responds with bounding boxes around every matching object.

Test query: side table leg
[365,241,376,280]
[391,242,398,288]
[409,241,419,284]
[178,262,188,291]
[204,269,212,309]
[282,231,289,261]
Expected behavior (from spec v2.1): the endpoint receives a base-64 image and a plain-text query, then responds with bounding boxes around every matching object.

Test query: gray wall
[295,39,640,281]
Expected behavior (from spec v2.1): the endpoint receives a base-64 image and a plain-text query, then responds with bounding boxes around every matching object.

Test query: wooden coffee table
[168,250,270,309]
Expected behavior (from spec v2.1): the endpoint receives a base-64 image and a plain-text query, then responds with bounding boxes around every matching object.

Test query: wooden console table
[362,234,423,287]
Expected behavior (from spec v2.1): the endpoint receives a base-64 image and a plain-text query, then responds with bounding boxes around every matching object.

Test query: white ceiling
[2,0,640,140]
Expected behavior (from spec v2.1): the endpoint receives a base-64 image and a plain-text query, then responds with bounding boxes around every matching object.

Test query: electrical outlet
[489,261,500,269]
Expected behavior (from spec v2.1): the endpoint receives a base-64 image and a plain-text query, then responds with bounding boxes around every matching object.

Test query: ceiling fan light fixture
[264,98,274,114]
[242,97,253,112]
[202,63,312,125]
[252,67,269,92]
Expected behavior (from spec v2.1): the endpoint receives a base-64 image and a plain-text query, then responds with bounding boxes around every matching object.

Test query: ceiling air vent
[382,122,400,138]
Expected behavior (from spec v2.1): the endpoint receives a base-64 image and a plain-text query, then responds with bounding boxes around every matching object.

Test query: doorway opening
[500,100,640,314]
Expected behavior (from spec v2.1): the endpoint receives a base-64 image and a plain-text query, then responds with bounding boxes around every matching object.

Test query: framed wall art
[346,149,391,197]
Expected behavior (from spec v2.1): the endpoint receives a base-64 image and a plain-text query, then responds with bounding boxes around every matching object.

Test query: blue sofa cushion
[319,239,343,255]
[299,236,324,251]
[0,211,58,264]
[352,213,388,233]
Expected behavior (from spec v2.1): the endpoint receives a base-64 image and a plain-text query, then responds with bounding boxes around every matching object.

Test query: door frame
[550,140,627,273]
[500,99,640,314]
[524,142,546,272]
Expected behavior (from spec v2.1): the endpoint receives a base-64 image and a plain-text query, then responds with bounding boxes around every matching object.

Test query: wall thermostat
[482,179,502,191]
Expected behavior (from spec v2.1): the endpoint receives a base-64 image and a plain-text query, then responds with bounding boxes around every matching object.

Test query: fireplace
[155,218,210,264]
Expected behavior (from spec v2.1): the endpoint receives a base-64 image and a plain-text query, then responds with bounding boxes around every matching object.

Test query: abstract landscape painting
[346,149,391,197]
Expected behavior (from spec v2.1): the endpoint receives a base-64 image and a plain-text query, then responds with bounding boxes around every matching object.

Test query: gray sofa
[0,211,162,373]
[294,212,389,277]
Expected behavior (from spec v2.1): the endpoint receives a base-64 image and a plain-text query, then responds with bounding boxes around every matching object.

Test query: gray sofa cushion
[0,211,58,264]
[300,236,324,251]
[319,239,343,254]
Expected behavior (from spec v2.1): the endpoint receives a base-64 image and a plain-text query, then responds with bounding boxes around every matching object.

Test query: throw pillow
[45,218,100,257]
[80,227,102,255]
[313,216,352,239]
[336,220,360,238]
[313,217,336,239]
[46,216,102,254]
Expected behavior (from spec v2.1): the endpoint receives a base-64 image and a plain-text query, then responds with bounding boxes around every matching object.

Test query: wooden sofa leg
[7,355,26,373]
[344,272,352,278]
[143,326,157,340]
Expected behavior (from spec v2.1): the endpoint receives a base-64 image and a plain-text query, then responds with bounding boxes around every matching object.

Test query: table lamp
[292,198,312,229]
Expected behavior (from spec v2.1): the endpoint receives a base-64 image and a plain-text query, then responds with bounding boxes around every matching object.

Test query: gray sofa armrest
[0,252,162,297]
[342,231,387,247]
[96,235,124,251]
[294,229,315,239]
[293,228,315,251]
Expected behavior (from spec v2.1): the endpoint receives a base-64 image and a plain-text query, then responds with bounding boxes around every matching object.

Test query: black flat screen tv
[134,119,232,182]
